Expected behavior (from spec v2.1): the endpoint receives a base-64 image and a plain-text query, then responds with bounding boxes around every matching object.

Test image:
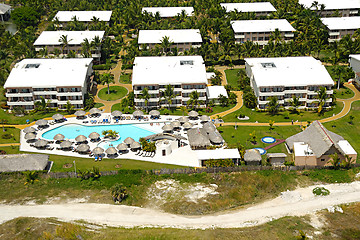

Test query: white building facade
[132,56,208,109]
[299,0,360,17]
[245,56,334,109]
[220,2,276,16]
[350,54,360,89]
[231,19,296,45]
[142,7,194,17]
[4,58,93,110]
[321,17,360,41]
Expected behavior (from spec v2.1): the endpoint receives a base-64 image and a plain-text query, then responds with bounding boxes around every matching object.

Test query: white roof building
[54,11,112,22]
[196,149,240,160]
[231,19,295,33]
[34,31,105,46]
[142,7,194,17]
[132,56,207,86]
[0,3,11,15]
[245,56,334,87]
[4,58,93,88]
[299,0,360,10]
[321,16,360,30]
[206,86,228,100]
[138,29,202,44]
[220,2,276,13]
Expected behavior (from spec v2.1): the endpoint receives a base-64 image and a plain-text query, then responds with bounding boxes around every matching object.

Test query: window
[180,60,194,65]
[25,64,40,69]
[261,62,276,68]
[321,159,325,162]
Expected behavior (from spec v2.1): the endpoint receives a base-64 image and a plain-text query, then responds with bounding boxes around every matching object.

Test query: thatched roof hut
[162,124,173,132]
[89,108,101,115]
[133,110,144,117]
[111,110,122,117]
[25,132,36,140]
[34,139,49,148]
[92,147,104,155]
[23,127,36,133]
[88,132,100,140]
[60,140,72,149]
[149,110,160,117]
[76,144,90,152]
[74,110,86,117]
[130,141,141,149]
[52,113,64,121]
[53,133,65,141]
[116,143,128,151]
[35,119,48,126]
[183,121,193,130]
[208,131,224,144]
[178,116,189,123]
[188,110,199,118]
[187,128,210,149]
[124,137,135,145]
[106,147,118,155]
[200,115,210,122]
[244,149,262,165]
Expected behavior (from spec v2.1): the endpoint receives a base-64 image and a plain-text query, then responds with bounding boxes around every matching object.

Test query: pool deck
[20,114,204,167]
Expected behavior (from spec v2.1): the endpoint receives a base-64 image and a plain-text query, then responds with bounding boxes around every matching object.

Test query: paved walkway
[210,91,243,119]
[0,143,20,147]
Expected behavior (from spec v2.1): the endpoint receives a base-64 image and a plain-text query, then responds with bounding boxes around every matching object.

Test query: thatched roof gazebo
[76,144,90,153]
[52,113,64,122]
[105,147,118,156]
[162,124,173,132]
[171,121,181,129]
[25,132,36,140]
[53,133,65,141]
[74,110,86,118]
[149,110,160,118]
[89,108,101,116]
[111,110,122,118]
[187,128,210,149]
[183,121,193,130]
[34,139,49,148]
[60,140,72,149]
[188,110,199,119]
[130,141,141,149]
[178,116,189,124]
[133,110,144,118]
[203,122,216,133]
[244,149,262,165]
[116,143,128,151]
[208,131,224,144]
[35,119,48,126]
[88,132,100,141]
[75,135,87,143]
[200,115,210,122]
[92,147,104,155]
[124,137,135,145]
[23,127,36,133]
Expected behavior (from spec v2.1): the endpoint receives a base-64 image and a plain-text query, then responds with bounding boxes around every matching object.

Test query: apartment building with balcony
[53,11,112,28]
[245,56,334,109]
[34,31,105,61]
[299,0,360,17]
[4,58,93,110]
[220,2,276,16]
[138,29,202,52]
[142,7,194,17]
[350,54,360,89]
[321,16,360,42]
[231,19,296,45]
[132,56,207,109]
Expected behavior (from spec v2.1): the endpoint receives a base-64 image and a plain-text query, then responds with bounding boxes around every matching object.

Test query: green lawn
[111,103,135,113]
[224,68,245,90]
[98,86,128,101]
[0,109,60,125]
[334,87,355,99]
[94,103,105,108]
[0,127,20,144]
[119,73,131,83]
[222,102,343,123]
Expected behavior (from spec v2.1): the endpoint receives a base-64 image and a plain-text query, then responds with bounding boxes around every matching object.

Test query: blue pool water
[261,136,276,144]
[42,123,157,147]
[254,148,267,155]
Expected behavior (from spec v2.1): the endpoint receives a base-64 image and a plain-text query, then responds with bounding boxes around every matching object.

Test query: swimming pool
[42,123,157,148]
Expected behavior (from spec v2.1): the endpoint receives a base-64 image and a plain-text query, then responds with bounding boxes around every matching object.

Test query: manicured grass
[224,68,244,90]
[98,86,128,101]
[119,73,131,83]
[334,87,355,99]
[111,103,135,113]
[0,127,20,144]
[323,100,360,162]
[94,103,105,108]
[0,109,60,125]
[222,102,343,123]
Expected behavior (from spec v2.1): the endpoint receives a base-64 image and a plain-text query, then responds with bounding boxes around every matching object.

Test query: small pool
[42,123,158,147]
[261,136,276,144]
[254,148,266,155]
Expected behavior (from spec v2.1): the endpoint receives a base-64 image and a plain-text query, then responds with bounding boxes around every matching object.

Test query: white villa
[132,56,207,109]
[0,3,11,21]
[220,2,276,16]
[206,86,228,104]
[53,11,112,27]
[142,7,194,17]
[34,31,105,61]
[245,56,334,109]
[321,17,360,42]
[231,19,296,45]
[4,58,93,110]
[138,29,202,52]
[299,0,360,17]
[350,54,360,89]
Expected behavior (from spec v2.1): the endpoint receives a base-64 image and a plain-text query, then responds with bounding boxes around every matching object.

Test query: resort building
[321,17,360,42]
[286,121,357,166]
[245,56,334,109]
[206,86,228,105]
[299,0,360,17]
[132,56,207,108]
[53,11,112,28]
[220,2,276,16]
[33,31,105,61]
[231,19,296,45]
[142,7,194,17]
[138,29,202,52]
[244,149,262,165]
[4,58,93,110]
[0,3,11,21]
[350,54,360,89]
[196,149,241,166]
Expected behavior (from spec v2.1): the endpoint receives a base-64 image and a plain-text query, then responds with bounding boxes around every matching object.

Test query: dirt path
[1,181,360,228]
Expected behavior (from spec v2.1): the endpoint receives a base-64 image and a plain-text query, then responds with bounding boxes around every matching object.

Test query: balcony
[6,92,33,97]
[57,100,83,105]
[329,32,340,36]
[33,91,58,95]
[7,101,34,106]
[57,92,82,96]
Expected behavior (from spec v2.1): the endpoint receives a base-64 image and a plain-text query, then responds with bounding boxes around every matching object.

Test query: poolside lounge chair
[95,156,98,162]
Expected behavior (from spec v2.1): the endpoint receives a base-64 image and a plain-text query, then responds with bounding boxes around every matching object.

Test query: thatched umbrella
[53,133,65,141]
[60,140,72,149]
[130,141,141,149]
[92,147,104,155]
[171,121,181,129]
[75,135,87,143]
[89,108,101,115]
[23,127,36,133]
[188,110,199,118]
[183,121,193,130]
[178,116,189,123]
[25,132,36,140]
[133,110,144,117]
[88,132,100,140]
[74,110,86,117]
[116,143,128,151]
[200,115,210,122]
[162,124,173,132]
[52,113,64,121]
[76,143,90,153]
[34,139,48,148]
[203,122,216,133]
[149,110,160,117]
[124,137,135,145]
[36,119,48,126]
[111,110,122,118]
[105,147,118,155]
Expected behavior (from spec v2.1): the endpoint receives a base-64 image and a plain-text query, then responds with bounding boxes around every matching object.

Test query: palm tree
[188,91,200,109]
[161,84,176,110]
[329,152,341,169]
[81,38,92,58]
[269,28,282,44]
[267,96,279,115]
[34,96,50,112]
[65,100,74,113]
[160,36,173,54]
[218,94,229,107]
[333,66,345,89]
[139,87,150,112]
[1,119,7,132]
[316,87,328,114]
[100,73,115,94]
[59,35,72,55]
[180,106,187,116]
[289,95,301,113]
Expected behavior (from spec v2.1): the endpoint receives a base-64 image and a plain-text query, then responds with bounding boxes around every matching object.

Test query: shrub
[92,64,111,70]
[204,159,235,167]
[111,183,128,203]
[312,187,330,196]
[2,133,13,139]
[0,150,6,155]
